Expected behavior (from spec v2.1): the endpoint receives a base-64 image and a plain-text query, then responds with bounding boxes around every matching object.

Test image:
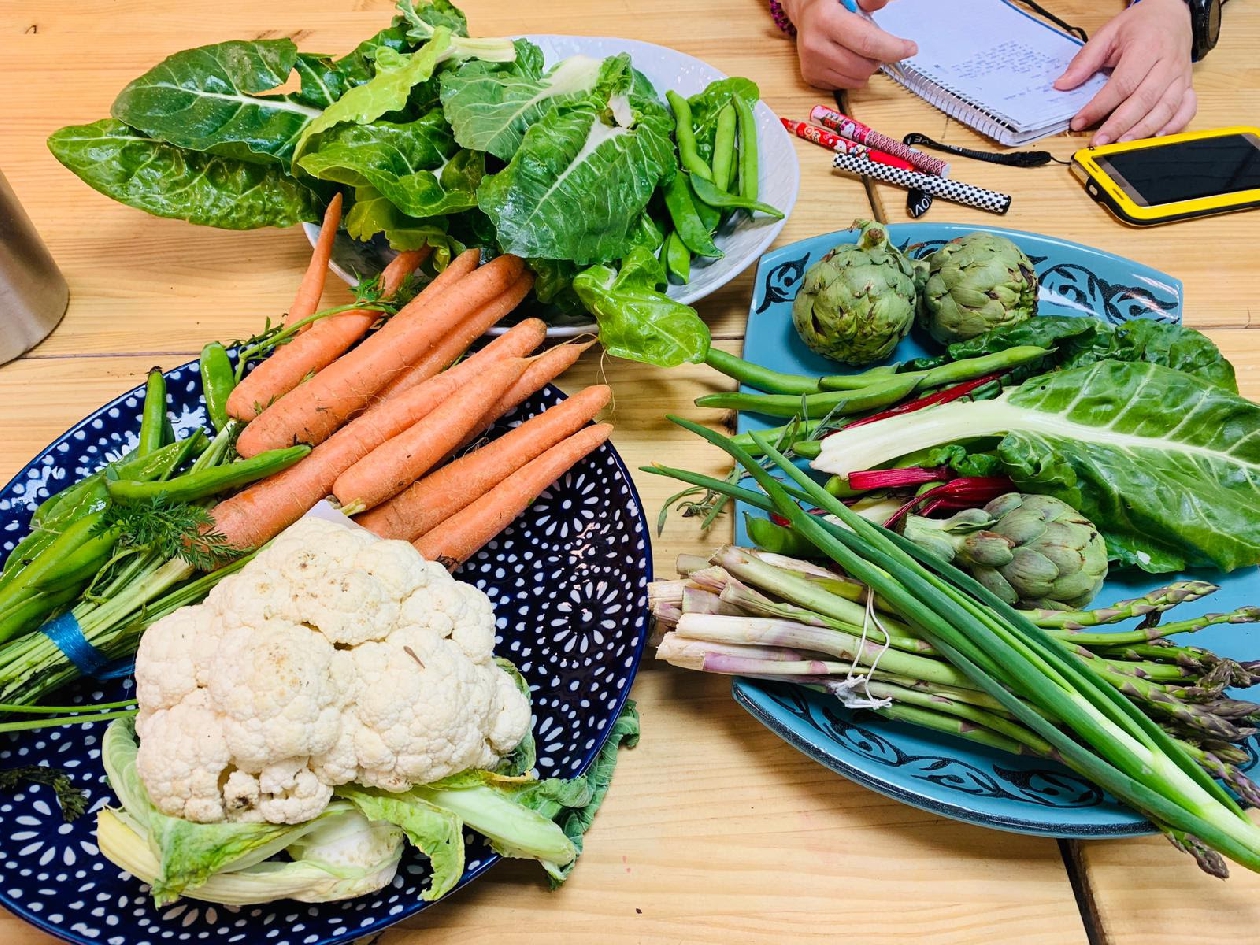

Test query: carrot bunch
[207,233,613,570]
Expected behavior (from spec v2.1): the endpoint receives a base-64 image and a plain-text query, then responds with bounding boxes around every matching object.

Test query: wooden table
[0,1,1254,942]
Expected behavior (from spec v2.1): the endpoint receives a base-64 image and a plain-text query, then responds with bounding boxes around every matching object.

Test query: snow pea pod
[663,174,722,259]
[136,367,167,457]
[663,231,691,285]
[666,91,714,182]
[105,445,310,504]
[746,515,817,559]
[694,375,921,419]
[711,103,738,193]
[199,342,235,434]
[690,174,783,219]
[734,96,759,201]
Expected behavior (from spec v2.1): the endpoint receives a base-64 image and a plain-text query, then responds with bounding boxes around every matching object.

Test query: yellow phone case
[1071,126,1260,226]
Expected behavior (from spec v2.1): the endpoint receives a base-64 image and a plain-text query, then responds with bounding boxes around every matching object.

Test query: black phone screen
[1097,133,1260,207]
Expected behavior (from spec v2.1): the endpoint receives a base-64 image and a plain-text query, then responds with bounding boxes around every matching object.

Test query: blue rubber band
[39,612,135,681]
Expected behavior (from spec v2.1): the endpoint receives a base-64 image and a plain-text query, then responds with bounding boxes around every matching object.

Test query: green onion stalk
[649,417,1260,877]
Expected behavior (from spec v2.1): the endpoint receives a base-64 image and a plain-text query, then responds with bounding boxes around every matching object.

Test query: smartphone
[1071,127,1260,226]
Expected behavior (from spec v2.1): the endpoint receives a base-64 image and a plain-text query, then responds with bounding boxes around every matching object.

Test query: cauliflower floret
[132,515,532,826]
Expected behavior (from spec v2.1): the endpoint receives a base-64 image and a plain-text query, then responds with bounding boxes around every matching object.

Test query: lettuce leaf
[110,39,322,167]
[48,119,323,229]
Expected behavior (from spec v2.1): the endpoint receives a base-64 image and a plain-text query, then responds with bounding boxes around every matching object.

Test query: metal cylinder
[0,170,68,365]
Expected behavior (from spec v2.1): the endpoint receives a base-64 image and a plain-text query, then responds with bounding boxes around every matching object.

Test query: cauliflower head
[134,516,531,825]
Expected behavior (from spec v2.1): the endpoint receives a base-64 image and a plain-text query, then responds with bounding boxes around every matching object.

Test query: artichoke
[919,232,1037,344]
[903,493,1109,610]
[792,220,918,366]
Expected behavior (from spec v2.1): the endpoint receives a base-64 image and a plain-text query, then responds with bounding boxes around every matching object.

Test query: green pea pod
[0,479,110,588]
[0,511,112,614]
[693,187,721,233]
[666,91,714,182]
[106,445,310,505]
[664,231,691,285]
[693,374,921,419]
[745,514,817,559]
[734,96,759,201]
[792,440,822,460]
[136,367,167,457]
[663,174,723,259]
[113,432,210,484]
[199,342,236,434]
[689,173,783,219]
[711,103,738,193]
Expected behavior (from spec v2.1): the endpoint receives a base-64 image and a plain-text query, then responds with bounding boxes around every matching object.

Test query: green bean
[711,103,738,193]
[106,446,310,505]
[663,231,691,285]
[694,375,920,419]
[815,364,902,390]
[734,96,759,201]
[663,174,723,258]
[136,368,167,457]
[199,342,236,434]
[818,346,1052,392]
[703,348,821,395]
[690,174,783,218]
[666,91,714,182]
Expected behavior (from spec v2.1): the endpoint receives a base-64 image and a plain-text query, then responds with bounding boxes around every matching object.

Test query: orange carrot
[284,193,343,331]
[377,274,538,399]
[414,423,614,569]
[209,363,463,550]
[226,248,430,422]
[368,248,481,349]
[333,357,530,511]
[357,384,612,541]
[236,254,525,458]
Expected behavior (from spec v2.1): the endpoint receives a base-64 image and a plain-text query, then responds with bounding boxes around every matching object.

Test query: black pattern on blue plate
[0,361,652,945]
[756,254,810,313]
[771,686,1103,809]
[1037,263,1178,324]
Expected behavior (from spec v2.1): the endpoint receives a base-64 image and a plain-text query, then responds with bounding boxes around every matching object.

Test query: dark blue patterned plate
[0,361,651,945]
[733,223,1259,838]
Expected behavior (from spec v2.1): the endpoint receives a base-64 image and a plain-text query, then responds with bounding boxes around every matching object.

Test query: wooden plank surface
[2,0,1257,943]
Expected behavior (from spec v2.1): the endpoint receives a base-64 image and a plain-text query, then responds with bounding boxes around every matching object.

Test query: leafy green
[687,76,759,163]
[292,53,352,109]
[440,50,606,160]
[476,75,675,264]
[47,119,323,229]
[332,24,414,87]
[339,786,464,900]
[345,185,459,261]
[299,111,482,218]
[110,39,320,167]
[397,0,470,39]
[293,30,455,162]
[574,248,711,367]
[814,360,1260,573]
[0,765,87,821]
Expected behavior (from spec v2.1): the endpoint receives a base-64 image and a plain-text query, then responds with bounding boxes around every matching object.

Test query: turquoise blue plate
[732,222,1258,838]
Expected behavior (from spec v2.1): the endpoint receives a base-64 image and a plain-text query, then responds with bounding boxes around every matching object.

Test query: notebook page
[872,0,1106,131]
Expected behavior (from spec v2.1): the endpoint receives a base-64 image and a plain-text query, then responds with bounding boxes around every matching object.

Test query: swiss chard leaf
[298,112,482,218]
[439,49,605,161]
[476,84,675,264]
[48,119,323,229]
[345,185,461,262]
[332,24,414,87]
[572,248,711,367]
[291,53,351,109]
[110,39,321,167]
[397,0,470,39]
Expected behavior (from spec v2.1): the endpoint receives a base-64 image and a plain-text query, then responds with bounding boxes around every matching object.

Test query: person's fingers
[1092,63,1174,145]
[825,42,881,80]
[1116,77,1184,143]
[840,14,917,62]
[857,0,892,11]
[1054,27,1115,91]
[1157,87,1198,137]
[1070,51,1157,132]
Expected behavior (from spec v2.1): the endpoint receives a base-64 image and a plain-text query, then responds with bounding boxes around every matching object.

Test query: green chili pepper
[666,91,714,182]
[663,174,723,259]
[136,368,167,458]
[694,375,921,419]
[690,174,783,218]
[711,103,738,193]
[734,95,759,202]
[106,445,310,505]
[664,231,691,285]
[199,342,236,434]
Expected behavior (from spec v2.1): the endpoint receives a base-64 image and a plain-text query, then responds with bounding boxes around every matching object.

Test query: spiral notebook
[871,0,1107,146]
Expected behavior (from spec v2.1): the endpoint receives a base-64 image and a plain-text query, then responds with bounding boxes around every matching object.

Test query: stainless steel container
[0,170,68,365]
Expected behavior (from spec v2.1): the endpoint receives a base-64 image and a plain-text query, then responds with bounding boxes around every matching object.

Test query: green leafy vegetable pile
[47,0,779,366]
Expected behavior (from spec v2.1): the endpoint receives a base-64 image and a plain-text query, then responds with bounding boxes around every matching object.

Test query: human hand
[1054,0,1196,145]
[783,0,918,90]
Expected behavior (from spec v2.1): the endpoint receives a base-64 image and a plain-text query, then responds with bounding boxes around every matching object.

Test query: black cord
[903,132,1072,167]
[1008,0,1089,42]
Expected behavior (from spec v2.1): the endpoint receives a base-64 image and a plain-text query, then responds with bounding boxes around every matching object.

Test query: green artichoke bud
[902,493,1109,610]
[792,220,918,366]
[919,233,1037,345]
